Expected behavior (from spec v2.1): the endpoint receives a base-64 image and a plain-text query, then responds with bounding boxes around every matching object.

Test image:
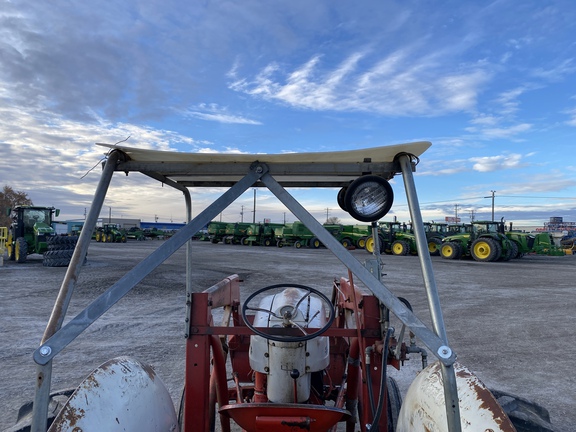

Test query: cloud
[180,104,262,125]
[0,104,219,220]
[531,59,576,82]
[470,153,524,172]
[478,123,532,139]
[499,172,576,195]
[229,49,491,116]
[565,107,576,126]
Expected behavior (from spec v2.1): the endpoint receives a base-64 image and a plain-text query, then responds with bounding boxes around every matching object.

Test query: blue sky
[1,0,576,228]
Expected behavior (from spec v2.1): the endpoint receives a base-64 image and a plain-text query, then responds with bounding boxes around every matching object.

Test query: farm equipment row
[439,220,562,262]
[207,221,372,249]
[207,219,564,260]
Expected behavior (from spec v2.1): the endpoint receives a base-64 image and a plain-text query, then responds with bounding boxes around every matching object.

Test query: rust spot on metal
[60,404,86,428]
[455,363,516,432]
[140,360,157,382]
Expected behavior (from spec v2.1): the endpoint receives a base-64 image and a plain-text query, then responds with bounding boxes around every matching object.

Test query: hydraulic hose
[366,327,394,432]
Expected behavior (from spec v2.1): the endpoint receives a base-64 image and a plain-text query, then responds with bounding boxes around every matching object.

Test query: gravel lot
[1,240,574,431]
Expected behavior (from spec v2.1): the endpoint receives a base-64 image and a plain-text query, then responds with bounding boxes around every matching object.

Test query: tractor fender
[48,356,178,432]
[397,361,515,431]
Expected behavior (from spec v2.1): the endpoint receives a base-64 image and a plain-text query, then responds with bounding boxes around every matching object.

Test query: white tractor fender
[397,361,515,432]
[48,356,178,432]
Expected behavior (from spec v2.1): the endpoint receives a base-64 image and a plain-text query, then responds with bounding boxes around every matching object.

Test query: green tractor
[365,221,417,256]
[423,222,448,256]
[95,223,127,243]
[5,206,77,266]
[440,220,516,262]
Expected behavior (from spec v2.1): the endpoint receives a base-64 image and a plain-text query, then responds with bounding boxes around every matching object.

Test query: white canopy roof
[97,141,431,188]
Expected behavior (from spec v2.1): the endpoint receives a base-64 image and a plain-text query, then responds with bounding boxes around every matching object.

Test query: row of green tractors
[206,219,562,261]
[438,220,562,261]
[206,221,372,249]
[364,219,562,261]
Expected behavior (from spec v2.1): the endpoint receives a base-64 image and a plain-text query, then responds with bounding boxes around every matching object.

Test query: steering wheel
[241,283,335,342]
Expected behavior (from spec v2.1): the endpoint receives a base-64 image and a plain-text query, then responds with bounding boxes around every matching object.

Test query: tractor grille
[38,235,47,243]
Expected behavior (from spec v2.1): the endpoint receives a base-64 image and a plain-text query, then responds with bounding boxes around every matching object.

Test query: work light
[343,175,393,222]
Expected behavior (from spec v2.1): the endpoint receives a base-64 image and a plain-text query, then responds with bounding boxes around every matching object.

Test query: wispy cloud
[180,103,262,125]
[565,107,576,126]
[531,59,576,82]
[229,49,491,116]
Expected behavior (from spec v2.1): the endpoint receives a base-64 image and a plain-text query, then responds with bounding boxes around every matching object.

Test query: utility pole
[454,204,460,222]
[240,205,244,222]
[325,208,330,223]
[283,212,286,224]
[484,191,496,221]
[252,189,256,223]
[469,209,476,222]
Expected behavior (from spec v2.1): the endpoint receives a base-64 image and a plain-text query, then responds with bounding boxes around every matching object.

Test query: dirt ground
[1,240,574,431]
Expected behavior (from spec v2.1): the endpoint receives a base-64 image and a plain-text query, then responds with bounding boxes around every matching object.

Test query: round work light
[337,187,348,212]
[344,175,394,222]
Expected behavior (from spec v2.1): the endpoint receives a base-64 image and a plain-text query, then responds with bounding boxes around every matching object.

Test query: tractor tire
[357,236,367,249]
[310,237,322,249]
[95,231,101,242]
[471,238,501,262]
[428,238,442,256]
[241,237,249,246]
[386,377,403,432]
[365,235,384,254]
[276,241,283,248]
[107,233,113,243]
[294,240,303,249]
[341,238,353,249]
[440,242,462,260]
[43,250,73,267]
[15,237,28,263]
[392,240,410,256]
[510,240,522,259]
[121,235,127,243]
[489,388,555,432]
[500,241,515,261]
[47,236,75,251]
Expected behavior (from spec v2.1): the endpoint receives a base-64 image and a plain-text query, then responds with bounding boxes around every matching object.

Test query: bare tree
[0,186,33,227]
[326,216,341,225]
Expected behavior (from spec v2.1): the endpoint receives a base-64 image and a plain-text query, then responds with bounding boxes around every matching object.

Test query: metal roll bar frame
[30,147,461,432]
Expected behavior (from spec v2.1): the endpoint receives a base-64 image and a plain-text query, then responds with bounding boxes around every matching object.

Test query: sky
[1,0,576,229]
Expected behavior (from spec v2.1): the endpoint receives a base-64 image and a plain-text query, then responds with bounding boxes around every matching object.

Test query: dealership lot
[1,240,573,431]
